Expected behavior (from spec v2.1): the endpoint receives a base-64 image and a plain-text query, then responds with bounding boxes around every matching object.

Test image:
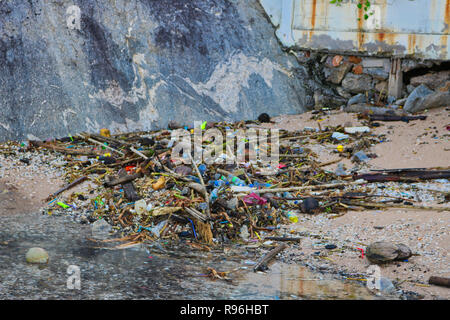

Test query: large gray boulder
[0,0,314,141]
[403,84,434,113]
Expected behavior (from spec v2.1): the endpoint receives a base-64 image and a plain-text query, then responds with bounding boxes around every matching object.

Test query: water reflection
[232,262,376,300]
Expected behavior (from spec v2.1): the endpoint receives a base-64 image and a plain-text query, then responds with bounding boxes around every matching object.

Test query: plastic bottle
[227,175,246,186]
[198,164,207,175]
[353,151,369,162]
[213,180,228,187]
[283,192,299,205]
[249,181,271,189]
[210,188,219,203]
[134,199,147,215]
[285,211,299,223]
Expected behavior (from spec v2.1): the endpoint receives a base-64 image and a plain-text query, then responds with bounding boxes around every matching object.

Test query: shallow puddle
[230,262,376,300]
[0,212,376,299]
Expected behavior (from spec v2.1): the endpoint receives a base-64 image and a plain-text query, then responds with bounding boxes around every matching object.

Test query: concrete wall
[260,0,450,60]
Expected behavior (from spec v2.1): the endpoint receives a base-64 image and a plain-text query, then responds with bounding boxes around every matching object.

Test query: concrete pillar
[388,58,403,99]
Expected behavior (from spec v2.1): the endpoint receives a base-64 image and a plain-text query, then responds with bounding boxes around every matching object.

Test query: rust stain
[445,0,450,33]
[310,0,317,29]
[408,34,417,54]
[384,32,396,46]
[440,35,448,59]
[309,0,317,41]
[357,5,365,51]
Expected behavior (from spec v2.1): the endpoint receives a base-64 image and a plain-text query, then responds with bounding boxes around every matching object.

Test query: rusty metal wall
[259,0,450,60]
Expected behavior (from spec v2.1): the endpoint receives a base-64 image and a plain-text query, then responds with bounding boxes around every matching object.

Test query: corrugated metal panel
[259,0,450,60]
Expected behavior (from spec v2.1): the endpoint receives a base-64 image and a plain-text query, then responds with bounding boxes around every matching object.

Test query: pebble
[25,247,49,264]
[91,219,112,239]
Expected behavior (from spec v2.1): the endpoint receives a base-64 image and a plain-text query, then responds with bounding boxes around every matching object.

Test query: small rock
[91,219,112,239]
[379,277,396,294]
[366,241,412,264]
[336,86,352,99]
[26,247,49,264]
[347,93,367,106]
[300,197,319,214]
[257,113,271,123]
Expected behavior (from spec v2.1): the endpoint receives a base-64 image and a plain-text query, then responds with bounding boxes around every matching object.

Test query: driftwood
[253,243,288,272]
[369,114,427,122]
[78,133,124,156]
[30,141,102,157]
[104,172,143,187]
[356,170,450,182]
[118,169,140,202]
[264,236,301,243]
[234,180,366,194]
[345,201,448,212]
[429,276,450,288]
[47,176,88,200]
[184,207,208,223]
[188,153,211,218]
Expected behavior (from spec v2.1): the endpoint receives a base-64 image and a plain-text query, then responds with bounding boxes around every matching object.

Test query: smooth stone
[26,247,49,264]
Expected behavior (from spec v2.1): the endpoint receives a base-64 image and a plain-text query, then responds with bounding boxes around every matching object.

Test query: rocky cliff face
[0,0,317,141]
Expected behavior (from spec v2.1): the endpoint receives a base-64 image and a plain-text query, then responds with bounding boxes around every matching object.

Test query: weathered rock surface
[0,0,313,141]
[313,91,347,110]
[326,62,352,85]
[403,84,434,113]
[409,70,450,90]
[347,93,368,106]
[341,73,373,94]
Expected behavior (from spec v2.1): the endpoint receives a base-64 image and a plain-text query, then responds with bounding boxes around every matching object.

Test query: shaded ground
[0,211,375,300]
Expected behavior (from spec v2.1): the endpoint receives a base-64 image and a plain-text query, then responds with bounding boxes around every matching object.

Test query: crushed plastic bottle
[223,174,246,186]
[134,199,147,215]
[332,132,349,141]
[285,211,299,223]
[198,164,207,175]
[353,151,369,162]
[344,126,371,134]
[210,188,219,203]
[335,163,347,176]
[240,225,250,241]
[248,181,271,189]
